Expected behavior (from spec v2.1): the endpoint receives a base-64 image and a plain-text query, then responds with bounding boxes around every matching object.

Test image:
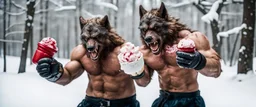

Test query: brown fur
[80,16,125,59]
[139,3,191,48]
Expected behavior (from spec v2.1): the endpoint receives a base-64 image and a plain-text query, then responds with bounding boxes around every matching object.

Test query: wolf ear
[100,15,111,29]
[139,5,147,19]
[80,16,87,29]
[158,2,168,20]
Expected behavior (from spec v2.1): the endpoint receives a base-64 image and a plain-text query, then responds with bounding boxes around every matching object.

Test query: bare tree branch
[0,39,23,43]
[165,1,193,8]
[6,11,26,15]
[192,2,207,14]
[34,0,41,7]
[5,22,25,31]
[11,1,27,11]
[5,31,26,37]
[49,0,62,7]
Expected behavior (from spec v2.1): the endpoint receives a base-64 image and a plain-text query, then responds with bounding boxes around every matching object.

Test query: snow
[200,1,212,6]
[165,1,192,8]
[239,46,246,53]
[11,1,27,11]
[27,23,31,27]
[28,15,33,20]
[201,0,223,24]
[248,27,253,30]
[54,6,76,12]
[95,0,118,11]
[83,10,103,18]
[217,24,247,41]
[1,56,256,107]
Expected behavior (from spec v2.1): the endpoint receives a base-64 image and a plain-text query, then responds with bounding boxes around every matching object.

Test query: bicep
[64,60,84,79]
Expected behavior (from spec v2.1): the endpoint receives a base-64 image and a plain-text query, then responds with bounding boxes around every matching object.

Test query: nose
[144,36,153,43]
[87,46,95,52]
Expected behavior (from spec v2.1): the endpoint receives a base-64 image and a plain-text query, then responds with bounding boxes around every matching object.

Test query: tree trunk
[56,25,60,57]
[238,0,255,74]
[44,0,49,37]
[230,33,240,66]
[67,19,71,57]
[39,0,44,40]
[18,0,36,73]
[132,0,135,40]
[114,0,118,28]
[3,0,7,72]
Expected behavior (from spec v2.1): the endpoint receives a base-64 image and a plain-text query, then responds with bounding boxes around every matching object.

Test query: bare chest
[146,46,178,71]
[81,56,121,76]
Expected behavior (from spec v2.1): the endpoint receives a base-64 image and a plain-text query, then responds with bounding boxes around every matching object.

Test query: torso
[78,46,135,99]
[142,39,199,92]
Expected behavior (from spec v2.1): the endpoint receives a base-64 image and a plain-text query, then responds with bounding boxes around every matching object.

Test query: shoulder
[187,31,211,51]
[70,45,87,61]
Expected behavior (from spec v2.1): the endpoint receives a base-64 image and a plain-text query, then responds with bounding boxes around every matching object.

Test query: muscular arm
[56,45,85,85]
[135,65,154,87]
[135,46,154,87]
[189,32,221,77]
[181,31,221,78]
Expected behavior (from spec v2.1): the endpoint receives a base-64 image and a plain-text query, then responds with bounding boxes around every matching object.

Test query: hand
[176,51,206,70]
[36,58,63,82]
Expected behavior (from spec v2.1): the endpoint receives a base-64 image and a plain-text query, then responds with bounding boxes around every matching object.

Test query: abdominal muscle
[85,72,136,99]
[157,66,199,92]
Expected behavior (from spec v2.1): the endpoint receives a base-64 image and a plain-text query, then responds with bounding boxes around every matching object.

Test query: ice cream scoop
[177,38,195,53]
[32,37,58,64]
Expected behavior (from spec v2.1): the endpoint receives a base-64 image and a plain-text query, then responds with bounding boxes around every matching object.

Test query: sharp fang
[153,41,157,45]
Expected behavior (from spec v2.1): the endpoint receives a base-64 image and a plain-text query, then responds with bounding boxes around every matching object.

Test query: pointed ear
[100,15,111,29]
[158,2,168,20]
[80,16,87,29]
[139,5,147,19]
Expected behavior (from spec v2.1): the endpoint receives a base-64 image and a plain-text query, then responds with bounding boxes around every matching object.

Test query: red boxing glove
[177,38,195,53]
[32,37,58,64]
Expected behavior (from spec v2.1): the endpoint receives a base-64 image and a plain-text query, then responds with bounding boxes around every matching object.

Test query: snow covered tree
[18,0,36,73]
[193,0,226,55]
[237,0,255,74]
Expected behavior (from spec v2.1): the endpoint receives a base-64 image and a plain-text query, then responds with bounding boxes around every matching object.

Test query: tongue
[150,44,158,51]
[91,52,97,58]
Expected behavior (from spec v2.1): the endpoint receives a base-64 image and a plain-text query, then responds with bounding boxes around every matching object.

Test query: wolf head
[139,2,191,55]
[80,15,125,61]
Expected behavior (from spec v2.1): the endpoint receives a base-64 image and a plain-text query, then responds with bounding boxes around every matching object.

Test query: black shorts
[152,90,205,107]
[77,94,140,107]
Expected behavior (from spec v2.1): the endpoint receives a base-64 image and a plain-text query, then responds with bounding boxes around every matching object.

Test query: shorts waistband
[160,90,200,99]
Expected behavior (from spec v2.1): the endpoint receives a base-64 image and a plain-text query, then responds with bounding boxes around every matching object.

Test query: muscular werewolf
[36,16,142,107]
[136,2,221,107]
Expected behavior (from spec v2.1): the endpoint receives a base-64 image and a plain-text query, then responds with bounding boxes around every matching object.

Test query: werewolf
[136,2,221,107]
[36,16,141,107]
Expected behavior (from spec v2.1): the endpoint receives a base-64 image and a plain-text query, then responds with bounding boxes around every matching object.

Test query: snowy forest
[0,0,256,107]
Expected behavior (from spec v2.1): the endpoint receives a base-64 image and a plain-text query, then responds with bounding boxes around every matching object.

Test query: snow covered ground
[1,56,256,107]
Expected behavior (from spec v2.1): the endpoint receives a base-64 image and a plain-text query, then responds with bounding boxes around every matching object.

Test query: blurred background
[0,0,256,107]
[0,0,249,59]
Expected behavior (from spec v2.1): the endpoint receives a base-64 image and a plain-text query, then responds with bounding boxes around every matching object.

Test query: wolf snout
[144,36,153,43]
[87,46,95,52]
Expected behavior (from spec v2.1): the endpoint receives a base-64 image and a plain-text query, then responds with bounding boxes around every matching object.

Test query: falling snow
[27,23,31,27]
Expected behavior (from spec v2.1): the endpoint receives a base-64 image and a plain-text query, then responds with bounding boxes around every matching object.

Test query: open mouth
[89,46,100,61]
[149,40,160,54]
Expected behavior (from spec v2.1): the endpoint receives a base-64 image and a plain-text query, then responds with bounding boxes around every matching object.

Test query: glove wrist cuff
[194,52,206,70]
[131,67,145,79]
